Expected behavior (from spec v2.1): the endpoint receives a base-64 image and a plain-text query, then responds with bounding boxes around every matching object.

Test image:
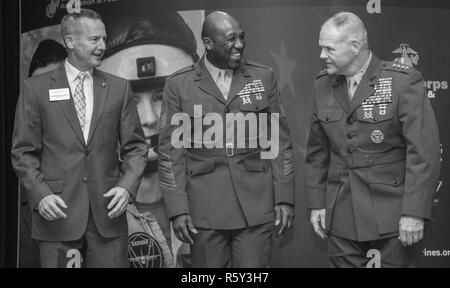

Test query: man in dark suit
[11,9,147,268]
[158,11,295,268]
[18,39,68,268]
[305,12,441,268]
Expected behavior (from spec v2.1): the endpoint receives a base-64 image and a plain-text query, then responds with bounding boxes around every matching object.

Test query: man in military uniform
[158,11,295,268]
[98,11,198,267]
[306,12,441,268]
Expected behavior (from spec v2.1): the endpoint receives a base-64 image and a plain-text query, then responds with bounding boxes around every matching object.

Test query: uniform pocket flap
[244,158,269,172]
[184,103,214,118]
[318,109,343,123]
[47,180,63,194]
[187,158,215,176]
[369,173,404,186]
[239,92,270,112]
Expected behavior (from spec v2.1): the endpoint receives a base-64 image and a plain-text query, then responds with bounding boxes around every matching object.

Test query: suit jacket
[12,64,147,241]
[158,58,295,229]
[305,55,441,241]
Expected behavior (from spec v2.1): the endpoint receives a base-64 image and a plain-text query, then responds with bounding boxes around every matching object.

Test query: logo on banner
[392,44,448,99]
[46,0,105,19]
[366,0,381,14]
[128,232,163,268]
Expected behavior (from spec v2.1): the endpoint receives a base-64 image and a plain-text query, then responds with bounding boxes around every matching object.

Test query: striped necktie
[73,71,88,129]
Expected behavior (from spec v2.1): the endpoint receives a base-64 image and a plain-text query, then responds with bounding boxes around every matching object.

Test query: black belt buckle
[226,143,234,157]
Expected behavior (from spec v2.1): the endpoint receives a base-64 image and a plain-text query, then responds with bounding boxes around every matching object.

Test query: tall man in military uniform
[306,12,441,268]
[158,11,295,268]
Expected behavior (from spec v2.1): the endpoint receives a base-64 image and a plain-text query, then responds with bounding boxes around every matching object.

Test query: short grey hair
[61,8,102,40]
[322,12,368,48]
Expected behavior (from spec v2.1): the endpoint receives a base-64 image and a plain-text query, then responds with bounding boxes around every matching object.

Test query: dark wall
[0,0,19,268]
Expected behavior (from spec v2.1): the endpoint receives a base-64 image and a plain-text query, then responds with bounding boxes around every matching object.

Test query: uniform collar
[204,56,233,82]
[346,51,372,87]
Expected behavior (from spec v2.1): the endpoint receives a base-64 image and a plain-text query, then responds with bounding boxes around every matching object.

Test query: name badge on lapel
[49,88,70,101]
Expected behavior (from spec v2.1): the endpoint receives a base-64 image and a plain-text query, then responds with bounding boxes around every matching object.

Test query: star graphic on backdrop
[269,41,298,98]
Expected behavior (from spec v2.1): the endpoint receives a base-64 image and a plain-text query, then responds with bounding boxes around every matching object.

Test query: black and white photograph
[0,0,449,275]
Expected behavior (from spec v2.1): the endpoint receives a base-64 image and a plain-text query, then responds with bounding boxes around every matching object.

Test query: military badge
[362,104,374,119]
[237,80,265,106]
[371,130,384,144]
[240,95,252,105]
[378,103,387,116]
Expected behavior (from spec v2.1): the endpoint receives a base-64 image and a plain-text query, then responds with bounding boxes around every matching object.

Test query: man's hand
[37,195,68,221]
[398,216,424,247]
[310,209,327,239]
[172,214,198,244]
[103,187,130,219]
[274,204,294,235]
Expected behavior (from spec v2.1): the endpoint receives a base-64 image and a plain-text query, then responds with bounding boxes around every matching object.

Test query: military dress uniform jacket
[11,65,148,241]
[305,55,441,241]
[158,58,295,230]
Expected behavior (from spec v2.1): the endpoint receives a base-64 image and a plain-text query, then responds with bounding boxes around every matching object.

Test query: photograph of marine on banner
[98,10,203,268]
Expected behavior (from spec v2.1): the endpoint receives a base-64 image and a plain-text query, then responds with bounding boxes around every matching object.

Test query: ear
[350,39,362,55]
[202,37,213,51]
[64,35,75,50]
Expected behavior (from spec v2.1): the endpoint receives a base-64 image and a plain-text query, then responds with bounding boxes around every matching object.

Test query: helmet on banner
[99,12,198,86]
[98,12,198,205]
[29,39,67,77]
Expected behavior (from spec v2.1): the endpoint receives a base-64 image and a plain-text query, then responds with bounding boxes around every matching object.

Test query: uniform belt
[187,146,262,157]
[330,150,405,169]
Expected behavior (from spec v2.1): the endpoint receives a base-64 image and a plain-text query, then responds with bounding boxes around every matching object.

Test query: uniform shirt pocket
[318,109,343,123]
[356,102,394,123]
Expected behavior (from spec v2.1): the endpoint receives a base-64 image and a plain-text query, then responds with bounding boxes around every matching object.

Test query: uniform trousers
[191,221,274,268]
[328,234,416,268]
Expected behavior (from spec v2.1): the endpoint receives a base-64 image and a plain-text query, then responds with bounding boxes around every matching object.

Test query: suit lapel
[332,75,350,113]
[226,63,252,107]
[87,69,109,147]
[50,65,85,147]
[349,55,382,114]
[195,58,227,105]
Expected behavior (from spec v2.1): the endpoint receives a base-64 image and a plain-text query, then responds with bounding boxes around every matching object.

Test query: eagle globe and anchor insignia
[392,43,419,68]
[128,232,164,268]
[371,130,384,144]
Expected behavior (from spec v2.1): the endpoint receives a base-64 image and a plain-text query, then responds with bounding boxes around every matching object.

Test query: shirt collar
[204,56,232,82]
[347,51,372,86]
[64,59,93,84]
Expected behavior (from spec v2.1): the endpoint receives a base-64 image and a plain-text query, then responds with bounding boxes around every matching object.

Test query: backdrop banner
[18,0,449,268]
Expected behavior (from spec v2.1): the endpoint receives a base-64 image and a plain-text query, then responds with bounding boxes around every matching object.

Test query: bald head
[201,11,245,69]
[321,12,368,49]
[201,11,240,39]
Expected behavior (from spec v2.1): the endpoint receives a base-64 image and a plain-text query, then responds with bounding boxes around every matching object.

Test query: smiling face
[205,17,245,69]
[65,18,106,71]
[319,24,356,76]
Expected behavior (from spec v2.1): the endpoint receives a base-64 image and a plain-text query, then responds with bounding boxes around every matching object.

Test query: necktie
[216,70,231,100]
[347,78,358,100]
[73,72,88,129]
